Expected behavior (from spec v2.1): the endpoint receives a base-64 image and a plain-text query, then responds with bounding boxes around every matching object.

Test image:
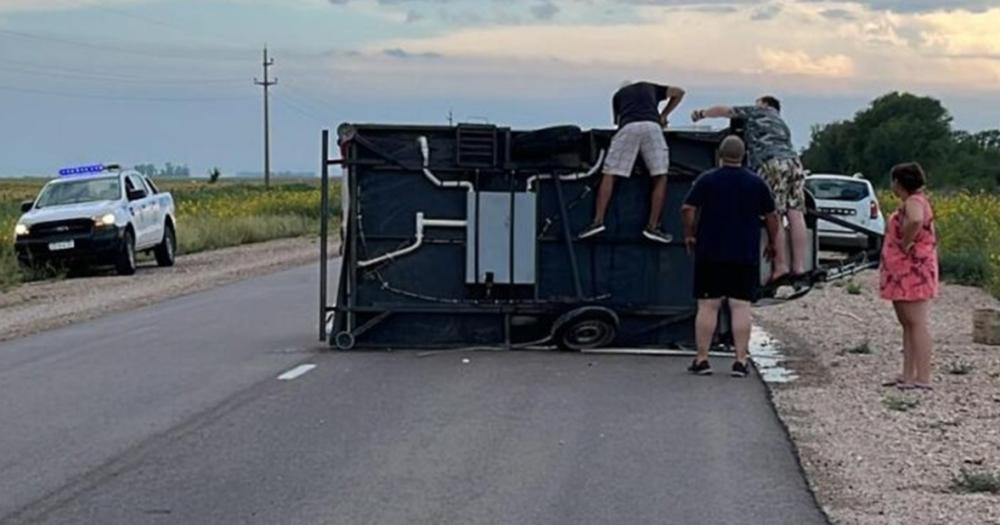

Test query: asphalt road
[0,261,827,525]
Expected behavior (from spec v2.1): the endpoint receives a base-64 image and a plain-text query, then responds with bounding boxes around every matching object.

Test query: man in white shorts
[579,81,686,244]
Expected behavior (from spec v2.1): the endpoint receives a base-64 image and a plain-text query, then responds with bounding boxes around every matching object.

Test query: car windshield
[35,177,121,208]
[805,179,870,202]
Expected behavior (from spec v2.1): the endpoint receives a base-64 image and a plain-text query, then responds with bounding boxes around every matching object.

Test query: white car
[14,164,177,275]
[805,173,885,251]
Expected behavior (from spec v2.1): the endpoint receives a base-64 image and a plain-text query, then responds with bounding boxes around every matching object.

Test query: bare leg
[893,301,915,383]
[695,299,723,363]
[591,173,617,226]
[729,299,752,364]
[787,209,808,275]
[770,215,790,282]
[907,301,934,384]
[647,175,668,230]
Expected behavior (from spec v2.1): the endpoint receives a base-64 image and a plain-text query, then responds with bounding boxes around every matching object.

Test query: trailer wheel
[553,307,618,351]
[334,331,356,350]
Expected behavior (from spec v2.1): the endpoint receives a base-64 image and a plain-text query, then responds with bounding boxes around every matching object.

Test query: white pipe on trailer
[358,212,467,269]
[526,149,606,190]
[417,136,474,192]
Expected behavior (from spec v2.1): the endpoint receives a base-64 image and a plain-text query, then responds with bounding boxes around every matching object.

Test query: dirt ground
[756,271,1000,525]
[0,237,322,342]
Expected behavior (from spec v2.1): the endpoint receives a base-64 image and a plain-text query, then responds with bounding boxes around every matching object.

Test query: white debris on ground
[0,237,323,342]
[756,270,1000,525]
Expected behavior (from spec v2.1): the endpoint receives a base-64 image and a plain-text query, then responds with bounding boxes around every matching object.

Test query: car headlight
[94,213,116,227]
[14,223,29,236]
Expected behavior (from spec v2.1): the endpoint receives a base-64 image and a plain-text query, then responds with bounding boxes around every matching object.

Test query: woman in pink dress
[880,162,938,390]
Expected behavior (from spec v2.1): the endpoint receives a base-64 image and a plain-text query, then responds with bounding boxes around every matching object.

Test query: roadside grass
[951,469,1000,495]
[845,341,874,355]
[845,281,863,295]
[880,191,1000,298]
[945,360,975,376]
[0,178,340,291]
[882,394,920,412]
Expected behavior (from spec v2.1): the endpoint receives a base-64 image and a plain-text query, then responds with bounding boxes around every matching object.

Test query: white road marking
[277,364,317,381]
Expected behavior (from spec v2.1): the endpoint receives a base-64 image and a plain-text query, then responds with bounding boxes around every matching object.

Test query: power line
[0,83,251,102]
[91,5,251,48]
[0,28,252,61]
[1,62,244,85]
[272,93,330,125]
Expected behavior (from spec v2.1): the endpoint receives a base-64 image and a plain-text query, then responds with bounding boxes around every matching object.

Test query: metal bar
[508,173,515,285]
[319,129,330,341]
[347,140,359,335]
[582,348,734,358]
[553,175,584,299]
[351,311,393,339]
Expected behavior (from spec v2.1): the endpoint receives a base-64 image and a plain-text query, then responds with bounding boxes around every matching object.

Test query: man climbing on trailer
[579,81,686,244]
[690,96,805,283]
[682,135,782,377]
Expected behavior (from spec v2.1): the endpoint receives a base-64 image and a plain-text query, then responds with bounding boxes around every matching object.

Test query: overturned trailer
[319,123,882,351]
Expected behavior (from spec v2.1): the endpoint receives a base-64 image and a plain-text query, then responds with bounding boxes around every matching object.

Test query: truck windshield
[35,177,121,208]
[805,179,870,202]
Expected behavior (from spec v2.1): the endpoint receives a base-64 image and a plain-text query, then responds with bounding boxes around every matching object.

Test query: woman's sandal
[896,383,934,391]
[881,376,905,387]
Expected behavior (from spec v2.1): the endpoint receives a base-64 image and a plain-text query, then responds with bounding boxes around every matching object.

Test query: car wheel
[154,223,176,267]
[115,229,137,276]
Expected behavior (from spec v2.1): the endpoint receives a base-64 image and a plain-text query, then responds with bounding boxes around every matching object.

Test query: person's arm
[764,212,781,261]
[900,197,926,253]
[660,86,686,126]
[691,105,735,122]
[681,204,698,255]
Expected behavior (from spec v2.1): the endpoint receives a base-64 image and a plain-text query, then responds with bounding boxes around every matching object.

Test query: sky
[0,0,998,176]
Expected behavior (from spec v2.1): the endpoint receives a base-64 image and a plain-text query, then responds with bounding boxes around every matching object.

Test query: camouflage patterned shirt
[731,105,798,170]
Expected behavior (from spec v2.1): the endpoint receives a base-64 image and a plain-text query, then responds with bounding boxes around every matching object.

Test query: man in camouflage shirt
[690,96,806,282]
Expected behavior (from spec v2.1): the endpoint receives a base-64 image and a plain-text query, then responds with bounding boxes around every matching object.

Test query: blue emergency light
[59,164,106,177]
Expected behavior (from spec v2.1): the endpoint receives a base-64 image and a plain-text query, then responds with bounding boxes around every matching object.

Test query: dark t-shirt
[613,82,668,128]
[684,166,777,265]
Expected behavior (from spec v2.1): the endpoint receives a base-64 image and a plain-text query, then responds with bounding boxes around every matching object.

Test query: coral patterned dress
[880,192,939,302]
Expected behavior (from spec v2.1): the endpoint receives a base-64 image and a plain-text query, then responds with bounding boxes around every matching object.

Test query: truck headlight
[94,213,116,227]
[14,223,29,236]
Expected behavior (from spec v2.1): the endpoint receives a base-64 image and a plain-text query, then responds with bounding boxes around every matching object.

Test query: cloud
[819,8,856,20]
[530,1,559,19]
[381,47,443,58]
[758,48,856,78]
[802,0,1000,14]
[750,3,782,20]
[0,0,144,13]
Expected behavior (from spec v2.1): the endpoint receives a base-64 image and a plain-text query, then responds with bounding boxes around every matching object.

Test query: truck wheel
[115,229,137,276]
[154,223,176,267]
[553,307,619,351]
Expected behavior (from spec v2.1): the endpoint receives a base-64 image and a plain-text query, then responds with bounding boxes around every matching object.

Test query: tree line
[801,92,1000,190]
[134,163,191,178]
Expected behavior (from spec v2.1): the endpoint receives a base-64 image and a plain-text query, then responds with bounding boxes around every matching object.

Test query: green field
[1,178,340,291]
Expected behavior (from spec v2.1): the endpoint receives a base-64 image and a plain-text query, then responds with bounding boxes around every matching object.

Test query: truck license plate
[48,240,75,251]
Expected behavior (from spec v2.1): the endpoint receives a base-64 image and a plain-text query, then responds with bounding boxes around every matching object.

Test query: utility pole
[254,47,277,189]
[447,108,454,127]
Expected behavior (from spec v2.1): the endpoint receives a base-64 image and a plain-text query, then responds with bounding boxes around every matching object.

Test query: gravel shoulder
[0,237,324,342]
[756,271,1000,525]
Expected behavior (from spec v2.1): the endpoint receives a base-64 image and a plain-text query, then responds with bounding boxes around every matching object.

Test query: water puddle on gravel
[751,328,799,384]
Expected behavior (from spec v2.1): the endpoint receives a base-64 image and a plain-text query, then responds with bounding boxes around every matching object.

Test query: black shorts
[693,260,759,301]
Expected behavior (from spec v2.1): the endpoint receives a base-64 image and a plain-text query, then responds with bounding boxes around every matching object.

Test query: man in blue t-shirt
[681,135,781,378]
[579,80,686,244]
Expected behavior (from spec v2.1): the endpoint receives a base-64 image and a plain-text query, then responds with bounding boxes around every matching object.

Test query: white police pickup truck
[13,164,177,275]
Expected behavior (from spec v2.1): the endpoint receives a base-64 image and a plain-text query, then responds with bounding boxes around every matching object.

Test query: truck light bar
[59,164,105,177]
